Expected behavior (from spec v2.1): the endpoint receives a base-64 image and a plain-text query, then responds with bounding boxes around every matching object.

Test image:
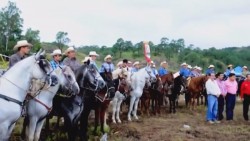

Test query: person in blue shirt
[179,62,190,78]
[158,61,168,76]
[89,51,99,70]
[100,55,115,73]
[190,66,199,77]
[224,64,235,77]
[205,65,215,75]
[131,61,140,73]
[50,49,63,70]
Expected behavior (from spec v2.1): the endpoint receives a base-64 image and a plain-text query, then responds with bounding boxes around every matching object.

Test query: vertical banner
[143,41,151,63]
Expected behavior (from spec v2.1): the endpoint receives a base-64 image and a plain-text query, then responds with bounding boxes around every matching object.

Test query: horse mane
[75,64,87,84]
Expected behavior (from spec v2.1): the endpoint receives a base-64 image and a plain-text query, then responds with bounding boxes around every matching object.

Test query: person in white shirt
[205,73,221,124]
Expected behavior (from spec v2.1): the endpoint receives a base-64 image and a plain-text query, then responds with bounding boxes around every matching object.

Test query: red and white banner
[143,41,151,63]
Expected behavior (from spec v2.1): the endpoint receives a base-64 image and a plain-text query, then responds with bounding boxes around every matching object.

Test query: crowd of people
[7,40,250,124]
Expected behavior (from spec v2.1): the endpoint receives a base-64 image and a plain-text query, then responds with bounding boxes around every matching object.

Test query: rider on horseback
[99,55,115,78]
[131,61,140,73]
[9,40,32,68]
[89,51,99,70]
[158,61,168,77]
[206,65,215,75]
[50,49,63,70]
[63,47,81,72]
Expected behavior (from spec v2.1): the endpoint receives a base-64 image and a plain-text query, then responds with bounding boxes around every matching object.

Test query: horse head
[101,69,116,99]
[56,66,80,96]
[118,76,130,94]
[76,62,106,92]
[144,66,157,86]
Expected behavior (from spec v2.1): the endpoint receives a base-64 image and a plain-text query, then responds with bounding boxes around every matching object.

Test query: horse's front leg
[133,98,140,120]
[100,106,108,134]
[116,98,123,123]
[21,116,29,140]
[94,106,100,136]
[128,96,136,121]
[26,117,38,141]
[112,98,118,123]
[34,119,46,141]
[146,98,150,116]
[169,96,172,113]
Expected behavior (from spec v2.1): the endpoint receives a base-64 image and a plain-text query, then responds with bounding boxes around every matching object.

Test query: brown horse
[150,75,163,115]
[187,75,208,110]
[160,73,174,109]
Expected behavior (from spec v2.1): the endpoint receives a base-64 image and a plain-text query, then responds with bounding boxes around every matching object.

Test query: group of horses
[0,49,211,141]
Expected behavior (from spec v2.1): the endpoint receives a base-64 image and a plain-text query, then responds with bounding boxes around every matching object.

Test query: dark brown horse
[187,75,208,110]
[150,75,163,115]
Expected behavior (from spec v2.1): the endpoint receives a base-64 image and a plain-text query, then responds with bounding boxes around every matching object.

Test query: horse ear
[35,49,43,60]
[86,59,90,65]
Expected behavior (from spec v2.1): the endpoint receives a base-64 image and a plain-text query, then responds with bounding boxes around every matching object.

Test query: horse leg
[100,106,107,134]
[116,98,123,123]
[112,98,118,123]
[201,94,204,105]
[64,116,77,141]
[80,107,91,141]
[140,98,144,116]
[146,98,150,116]
[45,117,50,136]
[34,119,46,141]
[133,98,140,120]
[0,123,9,141]
[26,117,38,141]
[128,96,136,121]
[21,116,29,140]
[94,106,100,136]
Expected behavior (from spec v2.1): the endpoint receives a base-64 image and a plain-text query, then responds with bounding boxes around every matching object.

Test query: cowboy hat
[51,49,62,56]
[128,61,132,64]
[208,65,215,68]
[81,56,90,63]
[116,61,123,67]
[160,61,167,66]
[150,61,154,64]
[181,62,187,66]
[187,65,192,69]
[64,47,75,54]
[152,64,156,68]
[104,55,112,61]
[193,66,198,69]
[133,61,140,66]
[89,51,99,56]
[228,64,233,67]
[13,40,33,51]
[197,67,202,70]
[243,66,248,69]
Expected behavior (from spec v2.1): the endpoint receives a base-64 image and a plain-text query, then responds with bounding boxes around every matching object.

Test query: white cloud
[1,0,250,48]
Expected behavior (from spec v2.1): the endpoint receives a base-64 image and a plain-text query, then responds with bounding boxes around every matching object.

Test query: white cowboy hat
[64,47,75,55]
[160,61,167,66]
[13,40,33,51]
[197,67,202,70]
[228,64,233,67]
[116,61,123,67]
[128,61,132,64]
[243,66,248,69]
[181,62,187,66]
[89,51,99,56]
[187,65,192,69]
[208,65,215,68]
[81,56,90,63]
[51,49,62,56]
[150,61,154,64]
[193,66,198,69]
[104,55,112,61]
[133,61,140,66]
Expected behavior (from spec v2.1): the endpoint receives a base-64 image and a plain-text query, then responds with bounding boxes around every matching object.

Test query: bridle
[81,65,102,92]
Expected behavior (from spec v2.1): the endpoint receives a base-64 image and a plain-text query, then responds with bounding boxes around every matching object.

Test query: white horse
[23,66,80,141]
[0,49,52,141]
[127,66,156,121]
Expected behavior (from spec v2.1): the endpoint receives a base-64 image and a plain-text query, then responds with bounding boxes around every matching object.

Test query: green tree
[56,31,70,51]
[24,28,41,52]
[0,1,23,51]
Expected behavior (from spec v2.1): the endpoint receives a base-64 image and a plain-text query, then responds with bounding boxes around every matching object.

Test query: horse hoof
[112,120,117,124]
[117,119,122,123]
[128,117,132,121]
[134,116,139,120]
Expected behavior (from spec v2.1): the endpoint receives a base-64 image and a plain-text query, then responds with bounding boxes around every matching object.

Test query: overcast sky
[1,0,250,48]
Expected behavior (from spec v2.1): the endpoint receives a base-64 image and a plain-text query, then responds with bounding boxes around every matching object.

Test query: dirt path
[11,98,250,141]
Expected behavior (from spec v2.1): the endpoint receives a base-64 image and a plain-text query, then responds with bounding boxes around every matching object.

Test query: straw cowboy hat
[228,64,233,67]
[181,62,187,66]
[133,61,140,66]
[104,55,112,61]
[116,61,123,67]
[208,65,215,68]
[89,51,99,56]
[51,49,62,56]
[243,66,248,69]
[81,56,90,63]
[160,61,168,66]
[13,40,33,51]
[64,47,75,54]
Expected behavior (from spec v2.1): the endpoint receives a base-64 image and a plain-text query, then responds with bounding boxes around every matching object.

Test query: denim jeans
[226,93,236,120]
[206,94,218,121]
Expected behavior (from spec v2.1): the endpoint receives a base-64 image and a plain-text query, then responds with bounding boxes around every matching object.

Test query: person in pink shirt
[224,73,238,120]
[216,72,227,120]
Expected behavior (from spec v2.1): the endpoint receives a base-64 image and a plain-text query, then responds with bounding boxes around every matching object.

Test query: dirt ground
[11,96,250,141]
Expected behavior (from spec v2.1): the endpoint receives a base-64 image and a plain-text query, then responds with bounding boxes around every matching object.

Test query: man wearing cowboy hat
[242,66,249,77]
[224,64,235,78]
[89,51,99,70]
[63,47,81,72]
[206,65,215,75]
[9,40,33,68]
[131,61,140,73]
[197,67,203,76]
[127,61,133,72]
[190,66,199,77]
[150,61,158,76]
[180,62,190,78]
[99,54,115,74]
[158,61,168,77]
[50,49,63,70]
